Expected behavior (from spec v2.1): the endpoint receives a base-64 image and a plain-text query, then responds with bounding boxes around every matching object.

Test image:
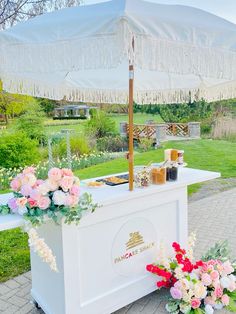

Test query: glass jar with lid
[151,164,166,185]
[134,166,151,188]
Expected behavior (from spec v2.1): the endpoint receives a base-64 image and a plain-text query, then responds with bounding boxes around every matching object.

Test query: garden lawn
[0,228,30,282]
[44,119,86,135]
[43,113,163,135]
[108,112,163,131]
[0,139,235,282]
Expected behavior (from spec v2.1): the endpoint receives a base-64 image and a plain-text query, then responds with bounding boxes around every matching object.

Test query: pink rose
[191,298,201,309]
[30,189,41,201]
[211,270,219,281]
[70,185,80,196]
[201,263,209,272]
[37,196,50,210]
[28,198,37,208]
[20,184,32,197]
[60,176,74,192]
[223,261,234,275]
[204,296,216,306]
[207,265,214,272]
[174,281,182,290]
[48,168,62,181]
[65,195,79,208]
[214,286,223,298]
[221,294,230,306]
[201,273,212,286]
[208,260,217,266]
[10,178,21,191]
[61,168,73,177]
[35,179,44,187]
[170,287,182,300]
[16,197,27,208]
[20,173,37,186]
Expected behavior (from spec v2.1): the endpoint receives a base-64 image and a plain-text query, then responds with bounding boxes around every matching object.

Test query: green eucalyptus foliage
[201,240,231,262]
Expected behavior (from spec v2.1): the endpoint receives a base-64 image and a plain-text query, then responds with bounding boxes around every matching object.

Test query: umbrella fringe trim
[2,75,236,104]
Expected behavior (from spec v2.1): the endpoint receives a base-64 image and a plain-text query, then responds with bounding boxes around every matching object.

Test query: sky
[82,0,236,24]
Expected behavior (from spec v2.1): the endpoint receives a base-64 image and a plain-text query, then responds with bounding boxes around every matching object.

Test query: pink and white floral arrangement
[0,167,97,271]
[146,234,236,314]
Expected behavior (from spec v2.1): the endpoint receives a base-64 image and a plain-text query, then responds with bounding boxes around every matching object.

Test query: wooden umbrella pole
[128,64,134,191]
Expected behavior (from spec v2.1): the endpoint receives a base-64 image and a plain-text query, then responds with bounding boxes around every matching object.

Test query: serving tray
[96,174,129,186]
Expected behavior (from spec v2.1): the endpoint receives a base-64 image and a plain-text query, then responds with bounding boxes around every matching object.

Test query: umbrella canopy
[1,0,236,104]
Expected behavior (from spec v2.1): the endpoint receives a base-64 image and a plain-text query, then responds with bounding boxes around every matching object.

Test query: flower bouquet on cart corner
[0,167,98,271]
[146,234,236,314]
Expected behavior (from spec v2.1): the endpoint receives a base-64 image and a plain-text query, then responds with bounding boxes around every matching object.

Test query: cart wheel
[33,300,41,310]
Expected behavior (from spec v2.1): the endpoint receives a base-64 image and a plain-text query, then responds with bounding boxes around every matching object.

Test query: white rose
[190,272,199,281]
[194,282,207,299]
[37,183,50,196]
[53,190,67,206]
[175,266,184,279]
[229,274,236,282]
[214,303,223,310]
[46,179,59,192]
[27,174,37,187]
[180,303,191,314]
[18,206,28,216]
[205,304,214,314]
[182,292,191,303]
[220,276,231,289]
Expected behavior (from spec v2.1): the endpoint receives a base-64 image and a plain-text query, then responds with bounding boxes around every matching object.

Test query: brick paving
[0,188,236,314]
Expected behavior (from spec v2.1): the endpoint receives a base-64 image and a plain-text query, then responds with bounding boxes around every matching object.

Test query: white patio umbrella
[1,0,236,190]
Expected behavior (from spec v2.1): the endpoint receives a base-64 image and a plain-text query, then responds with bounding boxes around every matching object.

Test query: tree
[0,0,82,30]
[37,97,56,116]
[0,81,34,123]
[86,110,116,138]
[158,99,213,123]
[14,101,46,142]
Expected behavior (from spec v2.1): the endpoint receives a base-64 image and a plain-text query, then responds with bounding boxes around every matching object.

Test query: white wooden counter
[0,168,220,314]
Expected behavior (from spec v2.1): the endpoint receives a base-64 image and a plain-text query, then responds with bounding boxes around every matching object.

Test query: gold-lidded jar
[151,164,166,185]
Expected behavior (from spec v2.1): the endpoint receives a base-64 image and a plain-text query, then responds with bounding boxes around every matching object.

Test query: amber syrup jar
[171,149,178,162]
[151,167,166,185]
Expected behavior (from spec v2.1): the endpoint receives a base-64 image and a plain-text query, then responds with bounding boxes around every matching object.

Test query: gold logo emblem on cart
[114,231,155,264]
[126,232,144,250]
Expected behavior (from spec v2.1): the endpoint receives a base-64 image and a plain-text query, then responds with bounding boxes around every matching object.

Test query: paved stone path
[1,187,236,314]
[189,178,236,202]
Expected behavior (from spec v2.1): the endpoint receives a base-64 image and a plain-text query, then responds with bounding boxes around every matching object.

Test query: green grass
[44,119,86,135]
[44,113,163,135]
[108,112,163,132]
[1,139,235,282]
[0,228,30,282]
[75,139,236,194]
[76,139,236,178]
